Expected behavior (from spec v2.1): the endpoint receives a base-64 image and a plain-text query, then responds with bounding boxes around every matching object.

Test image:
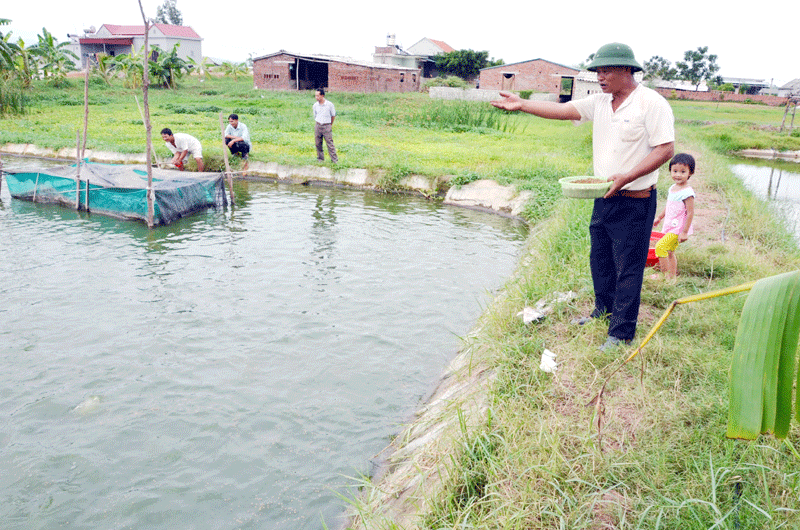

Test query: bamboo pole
[81,68,89,160]
[780,101,790,132]
[75,130,82,210]
[138,0,155,228]
[218,112,236,205]
[135,95,162,168]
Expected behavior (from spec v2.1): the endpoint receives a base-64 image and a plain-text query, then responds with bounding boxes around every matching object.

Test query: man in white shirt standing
[160,128,205,172]
[224,113,251,172]
[491,43,674,351]
[312,89,338,163]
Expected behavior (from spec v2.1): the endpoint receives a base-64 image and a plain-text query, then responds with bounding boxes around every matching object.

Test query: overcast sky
[3,0,796,86]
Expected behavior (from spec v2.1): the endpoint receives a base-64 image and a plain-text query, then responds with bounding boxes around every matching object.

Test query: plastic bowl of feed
[559,176,612,199]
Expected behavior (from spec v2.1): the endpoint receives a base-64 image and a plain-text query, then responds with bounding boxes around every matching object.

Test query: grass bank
[346,128,800,528]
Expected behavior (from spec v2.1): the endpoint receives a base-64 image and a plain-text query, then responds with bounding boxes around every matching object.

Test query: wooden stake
[138,0,155,228]
[218,112,236,206]
[81,68,89,160]
[75,130,82,210]
[135,95,162,168]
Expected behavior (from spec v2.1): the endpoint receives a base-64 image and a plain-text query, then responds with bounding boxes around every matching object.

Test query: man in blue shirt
[224,113,251,172]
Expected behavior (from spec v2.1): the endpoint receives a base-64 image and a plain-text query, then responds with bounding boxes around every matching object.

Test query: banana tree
[219,60,247,81]
[31,27,78,82]
[92,53,116,86]
[12,37,37,88]
[148,43,189,88]
[113,47,144,88]
[189,55,212,82]
[0,19,17,73]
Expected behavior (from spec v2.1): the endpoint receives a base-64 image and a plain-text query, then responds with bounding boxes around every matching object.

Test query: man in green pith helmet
[491,42,675,351]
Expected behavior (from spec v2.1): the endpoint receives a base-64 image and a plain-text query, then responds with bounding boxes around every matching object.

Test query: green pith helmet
[586,42,643,72]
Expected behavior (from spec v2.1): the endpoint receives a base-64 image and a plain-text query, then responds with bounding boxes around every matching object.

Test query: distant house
[480,59,579,100]
[406,37,454,57]
[572,70,644,100]
[252,50,421,93]
[373,35,454,78]
[68,23,202,68]
[777,79,800,98]
[719,77,769,95]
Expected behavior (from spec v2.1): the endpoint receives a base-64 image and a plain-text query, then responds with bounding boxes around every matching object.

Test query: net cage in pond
[3,161,227,225]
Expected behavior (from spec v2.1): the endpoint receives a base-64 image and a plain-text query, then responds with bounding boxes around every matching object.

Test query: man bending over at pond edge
[491,42,674,352]
[161,128,205,172]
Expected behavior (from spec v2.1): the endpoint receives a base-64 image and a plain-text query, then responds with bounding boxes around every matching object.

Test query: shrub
[423,76,469,90]
[0,79,26,116]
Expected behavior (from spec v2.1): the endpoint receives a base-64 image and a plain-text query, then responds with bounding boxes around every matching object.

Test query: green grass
[7,72,800,530]
[1,75,591,180]
[670,100,800,154]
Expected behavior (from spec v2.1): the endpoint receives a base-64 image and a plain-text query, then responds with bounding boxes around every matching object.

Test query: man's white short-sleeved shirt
[166,133,202,156]
[569,84,674,191]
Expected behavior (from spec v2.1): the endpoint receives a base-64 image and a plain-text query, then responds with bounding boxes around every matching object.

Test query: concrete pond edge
[0,143,534,220]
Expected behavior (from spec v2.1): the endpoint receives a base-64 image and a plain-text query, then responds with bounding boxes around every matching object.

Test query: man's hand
[491,91,523,112]
[603,174,627,198]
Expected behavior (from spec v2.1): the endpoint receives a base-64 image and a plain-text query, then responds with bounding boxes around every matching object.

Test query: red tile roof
[153,23,201,39]
[100,23,201,39]
[429,39,454,53]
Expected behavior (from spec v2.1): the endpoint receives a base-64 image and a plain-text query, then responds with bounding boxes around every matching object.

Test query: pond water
[0,157,528,530]
[729,158,800,240]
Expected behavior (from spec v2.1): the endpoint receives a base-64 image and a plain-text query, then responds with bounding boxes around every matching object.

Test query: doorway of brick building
[295,58,329,90]
[502,72,515,91]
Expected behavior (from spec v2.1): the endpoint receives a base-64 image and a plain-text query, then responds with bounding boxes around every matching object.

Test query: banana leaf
[727,270,800,440]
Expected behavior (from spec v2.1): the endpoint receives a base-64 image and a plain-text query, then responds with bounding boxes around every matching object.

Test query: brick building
[479,59,579,98]
[252,51,421,93]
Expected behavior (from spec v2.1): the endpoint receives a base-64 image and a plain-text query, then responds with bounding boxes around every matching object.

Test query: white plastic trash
[539,349,557,372]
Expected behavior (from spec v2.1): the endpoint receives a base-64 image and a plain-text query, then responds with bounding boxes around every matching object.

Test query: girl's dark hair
[669,153,695,173]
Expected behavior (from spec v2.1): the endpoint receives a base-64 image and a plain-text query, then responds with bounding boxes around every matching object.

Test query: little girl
[652,153,696,279]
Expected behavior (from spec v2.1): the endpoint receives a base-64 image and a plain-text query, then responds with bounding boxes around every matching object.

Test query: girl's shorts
[654,232,679,258]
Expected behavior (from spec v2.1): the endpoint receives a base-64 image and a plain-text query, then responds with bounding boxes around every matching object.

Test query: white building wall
[407,38,445,57]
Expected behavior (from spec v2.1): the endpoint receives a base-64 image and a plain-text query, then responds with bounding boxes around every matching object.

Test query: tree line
[641,46,722,90]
